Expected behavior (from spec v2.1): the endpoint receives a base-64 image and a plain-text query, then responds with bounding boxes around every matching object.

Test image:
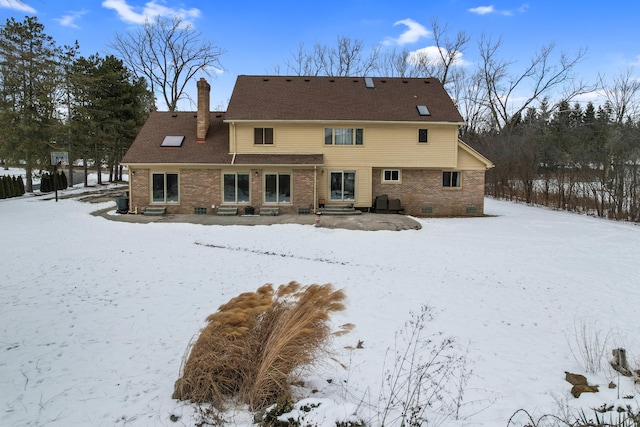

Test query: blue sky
[1,0,639,111]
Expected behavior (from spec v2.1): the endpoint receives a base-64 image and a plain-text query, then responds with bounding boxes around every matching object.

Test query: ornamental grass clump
[173,281,346,411]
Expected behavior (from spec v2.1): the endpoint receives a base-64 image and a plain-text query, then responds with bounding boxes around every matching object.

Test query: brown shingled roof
[122,112,231,164]
[225,75,464,123]
[122,111,323,166]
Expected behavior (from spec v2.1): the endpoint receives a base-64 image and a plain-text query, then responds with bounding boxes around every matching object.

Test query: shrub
[376,305,471,427]
[567,318,612,375]
[173,281,346,411]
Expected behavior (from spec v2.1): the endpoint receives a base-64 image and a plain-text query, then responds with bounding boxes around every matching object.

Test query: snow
[2,185,640,426]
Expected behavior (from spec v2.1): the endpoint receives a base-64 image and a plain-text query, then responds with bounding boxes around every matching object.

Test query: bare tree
[109,15,224,111]
[378,47,412,77]
[285,43,318,76]
[430,19,470,86]
[285,36,378,77]
[478,34,589,133]
[408,19,470,85]
[601,68,640,123]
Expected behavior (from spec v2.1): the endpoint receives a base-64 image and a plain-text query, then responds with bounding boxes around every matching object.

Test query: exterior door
[330,171,355,201]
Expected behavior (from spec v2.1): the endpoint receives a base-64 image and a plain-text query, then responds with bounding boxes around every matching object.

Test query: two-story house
[122,75,493,216]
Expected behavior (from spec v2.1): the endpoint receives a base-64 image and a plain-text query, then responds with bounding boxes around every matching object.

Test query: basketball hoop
[50,151,69,167]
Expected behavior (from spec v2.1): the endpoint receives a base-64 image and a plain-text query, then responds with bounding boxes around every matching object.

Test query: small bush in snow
[376,304,472,427]
[567,317,612,375]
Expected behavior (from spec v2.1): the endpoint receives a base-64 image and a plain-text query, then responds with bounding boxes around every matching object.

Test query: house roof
[225,75,464,123]
[121,111,323,166]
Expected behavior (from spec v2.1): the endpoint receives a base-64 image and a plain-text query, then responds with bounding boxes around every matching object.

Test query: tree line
[275,20,640,222]
[0,16,154,192]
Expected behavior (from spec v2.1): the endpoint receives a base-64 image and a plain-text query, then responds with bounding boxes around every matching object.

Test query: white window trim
[382,169,401,183]
[222,172,251,204]
[324,127,364,145]
[329,170,356,201]
[442,171,462,188]
[151,172,179,204]
[263,172,292,204]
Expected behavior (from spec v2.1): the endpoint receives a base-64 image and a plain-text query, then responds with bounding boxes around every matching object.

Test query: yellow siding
[231,122,459,168]
[457,144,492,170]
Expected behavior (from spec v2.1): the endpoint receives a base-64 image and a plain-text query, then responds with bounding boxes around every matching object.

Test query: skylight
[365,77,375,88]
[161,135,185,147]
[417,105,431,116]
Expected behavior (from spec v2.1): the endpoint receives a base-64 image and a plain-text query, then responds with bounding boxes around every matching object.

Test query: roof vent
[364,77,375,88]
[417,105,431,116]
[161,135,185,147]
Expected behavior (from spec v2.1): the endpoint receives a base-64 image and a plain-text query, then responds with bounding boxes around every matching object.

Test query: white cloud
[469,4,529,16]
[468,5,495,15]
[407,46,471,67]
[55,10,88,29]
[384,18,430,46]
[0,0,36,13]
[102,0,200,25]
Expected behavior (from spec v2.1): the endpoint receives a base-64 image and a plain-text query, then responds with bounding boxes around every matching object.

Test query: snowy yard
[1,188,640,426]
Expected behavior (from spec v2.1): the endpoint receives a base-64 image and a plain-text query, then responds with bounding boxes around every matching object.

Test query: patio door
[330,171,355,201]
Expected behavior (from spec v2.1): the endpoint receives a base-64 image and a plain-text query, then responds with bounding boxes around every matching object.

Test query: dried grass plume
[172,281,346,411]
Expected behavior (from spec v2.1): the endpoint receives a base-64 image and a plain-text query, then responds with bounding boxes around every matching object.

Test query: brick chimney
[196,78,210,142]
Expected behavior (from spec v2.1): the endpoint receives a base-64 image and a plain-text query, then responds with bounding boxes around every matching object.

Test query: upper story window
[443,171,461,187]
[325,128,363,145]
[418,129,428,143]
[254,128,274,144]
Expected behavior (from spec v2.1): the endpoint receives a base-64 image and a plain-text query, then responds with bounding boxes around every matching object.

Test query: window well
[161,135,185,147]
[417,105,431,116]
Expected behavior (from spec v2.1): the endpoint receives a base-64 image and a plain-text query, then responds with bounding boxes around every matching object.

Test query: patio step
[318,205,362,215]
[217,207,238,216]
[143,206,166,216]
[259,207,280,216]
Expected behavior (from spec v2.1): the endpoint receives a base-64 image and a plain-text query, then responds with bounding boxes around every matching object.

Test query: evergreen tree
[0,17,63,192]
[69,54,152,185]
[11,175,18,197]
[17,175,24,195]
[0,176,5,199]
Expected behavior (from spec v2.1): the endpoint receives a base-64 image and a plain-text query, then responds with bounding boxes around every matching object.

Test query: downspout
[127,168,132,213]
[313,165,318,213]
[231,122,237,165]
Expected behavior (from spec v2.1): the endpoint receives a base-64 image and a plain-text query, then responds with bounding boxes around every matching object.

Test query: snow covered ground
[1,184,640,426]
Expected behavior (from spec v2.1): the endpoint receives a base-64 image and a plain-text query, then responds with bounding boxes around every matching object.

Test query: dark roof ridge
[226,75,462,123]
